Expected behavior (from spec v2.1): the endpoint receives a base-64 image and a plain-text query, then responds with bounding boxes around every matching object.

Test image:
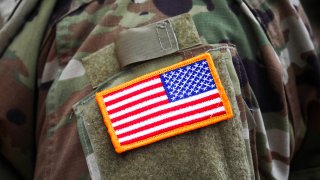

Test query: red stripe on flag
[103,75,160,98]
[110,99,169,123]
[105,81,163,106]
[107,91,167,116]
[116,101,225,139]
[113,93,221,130]
[120,110,226,145]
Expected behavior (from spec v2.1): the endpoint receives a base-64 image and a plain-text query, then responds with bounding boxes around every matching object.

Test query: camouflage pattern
[0,0,319,179]
[289,2,320,175]
[0,0,57,179]
[0,0,20,28]
[0,0,41,56]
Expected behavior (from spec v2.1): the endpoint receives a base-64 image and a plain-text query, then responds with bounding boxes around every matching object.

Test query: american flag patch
[96,53,233,153]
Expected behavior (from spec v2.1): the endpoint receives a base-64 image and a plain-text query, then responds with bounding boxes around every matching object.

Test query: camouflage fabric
[0,0,56,179]
[0,0,319,179]
[289,3,320,175]
[0,0,20,28]
[0,0,40,55]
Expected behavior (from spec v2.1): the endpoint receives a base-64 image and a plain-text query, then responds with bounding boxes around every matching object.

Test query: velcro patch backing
[96,53,233,153]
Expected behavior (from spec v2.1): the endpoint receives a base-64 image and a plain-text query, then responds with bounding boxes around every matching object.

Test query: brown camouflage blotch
[0,59,29,77]
[249,128,260,179]
[78,27,124,53]
[58,50,82,66]
[67,1,171,53]
[109,2,118,11]
[260,44,288,116]
[0,74,33,150]
[236,95,247,123]
[264,5,287,48]
[100,15,122,27]
[271,151,290,165]
[261,149,273,163]
[268,22,285,48]
[49,86,92,126]
[107,0,116,5]
[34,116,89,180]
[35,86,93,178]
[278,0,299,19]
[68,20,96,41]
[283,29,290,43]
[84,1,107,14]
[242,83,253,106]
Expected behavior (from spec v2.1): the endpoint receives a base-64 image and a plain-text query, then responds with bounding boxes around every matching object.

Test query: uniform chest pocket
[73,14,252,180]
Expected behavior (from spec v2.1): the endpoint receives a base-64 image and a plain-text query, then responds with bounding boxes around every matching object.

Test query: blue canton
[160,59,216,102]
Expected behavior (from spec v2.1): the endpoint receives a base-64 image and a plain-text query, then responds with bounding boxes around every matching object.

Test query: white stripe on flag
[111,89,219,127]
[109,95,168,119]
[106,86,165,111]
[115,97,223,135]
[118,106,226,143]
[104,78,162,102]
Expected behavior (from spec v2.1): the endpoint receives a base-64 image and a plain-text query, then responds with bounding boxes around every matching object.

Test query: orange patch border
[96,53,233,153]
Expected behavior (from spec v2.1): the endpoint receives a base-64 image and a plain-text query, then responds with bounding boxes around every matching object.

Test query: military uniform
[0,0,319,179]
